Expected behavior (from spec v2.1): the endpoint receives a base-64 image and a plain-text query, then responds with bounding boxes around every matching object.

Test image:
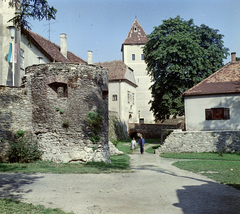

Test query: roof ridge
[183,61,240,96]
[122,19,148,47]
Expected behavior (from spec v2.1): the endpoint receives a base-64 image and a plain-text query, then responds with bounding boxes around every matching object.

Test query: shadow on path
[0,173,43,201]
[130,153,240,214]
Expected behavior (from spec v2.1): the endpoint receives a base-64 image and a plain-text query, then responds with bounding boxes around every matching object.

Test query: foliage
[0,198,73,214]
[143,16,229,121]
[16,129,25,138]
[55,107,60,111]
[60,109,64,114]
[109,114,129,142]
[85,110,104,142]
[7,133,43,163]
[62,120,69,128]
[8,0,57,30]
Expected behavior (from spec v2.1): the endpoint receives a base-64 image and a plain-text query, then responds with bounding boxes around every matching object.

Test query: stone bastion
[0,63,111,163]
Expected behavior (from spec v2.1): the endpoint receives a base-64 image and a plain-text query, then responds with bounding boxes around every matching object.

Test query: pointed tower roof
[121,19,148,51]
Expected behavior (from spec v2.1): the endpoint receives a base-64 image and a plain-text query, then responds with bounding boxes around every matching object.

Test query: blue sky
[30,0,240,64]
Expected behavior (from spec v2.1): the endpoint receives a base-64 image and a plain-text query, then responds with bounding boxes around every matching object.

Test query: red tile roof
[22,28,87,64]
[182,61,240,96]
[94,60,137,87]
[121,19,147,51]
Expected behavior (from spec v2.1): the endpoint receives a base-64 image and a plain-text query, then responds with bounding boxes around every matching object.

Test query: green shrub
[55,107,60,111]
[62,121,70,128]
[85,109,104,142]
[60,109,65,114]
[7,134,43,163]
[16,129,25,138]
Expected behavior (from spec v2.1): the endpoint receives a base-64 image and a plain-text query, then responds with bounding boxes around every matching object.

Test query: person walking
[138,136,145,154]
[131,137,136,154]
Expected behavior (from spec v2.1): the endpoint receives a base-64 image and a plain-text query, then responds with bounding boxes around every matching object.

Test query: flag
[7,43,12,63]
[14,43,18,63]
[7,43,17,63]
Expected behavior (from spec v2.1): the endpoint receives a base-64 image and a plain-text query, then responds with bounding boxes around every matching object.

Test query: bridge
[128,122,183,139]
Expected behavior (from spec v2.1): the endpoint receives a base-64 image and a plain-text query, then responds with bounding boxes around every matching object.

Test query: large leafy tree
[7,0,57,29]
[143,16,229,122]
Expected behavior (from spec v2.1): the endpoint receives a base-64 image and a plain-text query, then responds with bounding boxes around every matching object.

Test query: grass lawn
[0,198,74,214]
[115,139,160,154]
[161,152,240,190]
[0,154,131,174]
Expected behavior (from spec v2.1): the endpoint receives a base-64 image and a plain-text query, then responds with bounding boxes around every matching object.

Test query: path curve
[0,153,240,214]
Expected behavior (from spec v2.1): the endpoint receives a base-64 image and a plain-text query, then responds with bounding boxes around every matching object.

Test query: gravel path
[0,151,240,214]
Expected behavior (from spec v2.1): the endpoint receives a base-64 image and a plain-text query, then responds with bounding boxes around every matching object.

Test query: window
[141,54,144,60]
[127,91,130,103]
[112,94,117,101]
[134,26,137,32]
[139,118,144,124]
[205,108,230,120]
[38,56,44,64]
[132,93,135,104]
[20,49,24,69]
[132,54,135,61]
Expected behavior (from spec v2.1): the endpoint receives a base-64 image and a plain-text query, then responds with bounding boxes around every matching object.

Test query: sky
[30,0,240,64]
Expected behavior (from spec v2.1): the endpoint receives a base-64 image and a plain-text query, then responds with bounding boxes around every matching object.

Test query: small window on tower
[112,94,117,101]
[141,54,144,60]
[134,26,137,32]
[132,54,135,61]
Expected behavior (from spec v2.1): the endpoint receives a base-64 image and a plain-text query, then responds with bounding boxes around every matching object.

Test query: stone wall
[0,63,110,163]
[155,130,240,154]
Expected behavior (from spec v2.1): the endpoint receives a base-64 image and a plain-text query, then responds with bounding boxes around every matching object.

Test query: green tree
[143,16,229,121]
[7,0,57,29]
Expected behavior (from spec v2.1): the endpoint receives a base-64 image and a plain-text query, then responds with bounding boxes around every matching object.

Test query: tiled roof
[182,61,240,96]
[94,60,137,87]
[122,19,147,49]
[22,28,87,64]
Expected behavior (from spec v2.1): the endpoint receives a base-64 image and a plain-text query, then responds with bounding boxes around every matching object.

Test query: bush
[16,129,25,138]
[62,120,70,128]
[7,133,43,163]
[85,109,104,142]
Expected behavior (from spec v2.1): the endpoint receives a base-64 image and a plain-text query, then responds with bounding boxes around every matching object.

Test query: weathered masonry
[155,130,240,154]
[0,63,110,163]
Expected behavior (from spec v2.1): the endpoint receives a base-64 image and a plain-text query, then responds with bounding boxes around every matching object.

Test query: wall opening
[48,82,68,98]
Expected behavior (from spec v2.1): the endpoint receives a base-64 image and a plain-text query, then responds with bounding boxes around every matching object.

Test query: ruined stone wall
[0,85,33,160]
[155,130,240,154]
[0,63,110,163]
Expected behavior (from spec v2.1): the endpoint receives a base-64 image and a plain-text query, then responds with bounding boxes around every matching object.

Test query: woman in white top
[131,137,137,155]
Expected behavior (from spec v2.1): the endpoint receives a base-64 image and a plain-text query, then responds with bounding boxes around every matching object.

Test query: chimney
[231,52,236,62]
[60,33,67,58]
[88,51,92,64]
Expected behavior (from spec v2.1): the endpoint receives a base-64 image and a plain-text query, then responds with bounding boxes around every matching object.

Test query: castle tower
[121,19,154,123]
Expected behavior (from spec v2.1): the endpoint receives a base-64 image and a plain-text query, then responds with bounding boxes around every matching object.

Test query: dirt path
[0,153,240,214]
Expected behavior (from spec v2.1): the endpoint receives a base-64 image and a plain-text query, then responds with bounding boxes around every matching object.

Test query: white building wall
[109,81,137,129]
[185,94,240,131]
[122,44,154,123]
[20,34,50,70]
[0,1,16,85]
